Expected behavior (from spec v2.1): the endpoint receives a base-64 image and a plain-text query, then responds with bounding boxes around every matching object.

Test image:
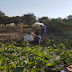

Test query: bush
[0,40,72,72]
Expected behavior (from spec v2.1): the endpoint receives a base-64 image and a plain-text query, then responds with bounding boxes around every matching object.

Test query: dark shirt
[41,25,46,36]
[34,35,40,45]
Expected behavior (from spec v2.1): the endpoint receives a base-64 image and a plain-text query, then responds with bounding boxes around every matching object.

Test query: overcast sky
[0,0,72,18]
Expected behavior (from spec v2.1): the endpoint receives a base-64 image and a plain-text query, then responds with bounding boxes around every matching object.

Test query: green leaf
[65,59,71,64]
[68,54,72,57]
[61,52,64,55]
[35,45,40,48]
[14,63,16,68]
[28,48,31,51]
[38,52,45,57]
[44,55,51,60]
[36,57,41,60]
[63,46,66,48]
[31,68,37,72]
[47,62,56,67]
[1,44,5,47]
[42,60,48,63]
[40,69,45,72]
[23,69,28,72]
[57,66,63,70]
[53,60,60,65]
[60,43,64,46]
[55,49,59,52]
[49,39,51,42]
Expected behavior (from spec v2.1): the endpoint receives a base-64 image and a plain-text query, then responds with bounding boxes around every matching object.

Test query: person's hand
[65,65,72,72]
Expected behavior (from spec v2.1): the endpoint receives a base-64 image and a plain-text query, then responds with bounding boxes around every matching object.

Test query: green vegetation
[0,40,72,72]
[0,10,72,72]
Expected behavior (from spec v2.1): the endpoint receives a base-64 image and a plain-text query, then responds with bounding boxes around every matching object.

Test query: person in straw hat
[30,31,41,45]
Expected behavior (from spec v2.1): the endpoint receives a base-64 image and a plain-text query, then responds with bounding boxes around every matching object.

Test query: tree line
[0,10,72,27]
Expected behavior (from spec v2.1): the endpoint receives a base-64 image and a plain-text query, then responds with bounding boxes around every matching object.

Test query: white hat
[34,22,44,26]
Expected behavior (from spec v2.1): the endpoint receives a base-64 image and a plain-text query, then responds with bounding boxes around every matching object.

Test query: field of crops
[0,39,72,72]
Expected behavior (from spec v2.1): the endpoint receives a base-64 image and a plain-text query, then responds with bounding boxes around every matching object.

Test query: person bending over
[30,32,41,45]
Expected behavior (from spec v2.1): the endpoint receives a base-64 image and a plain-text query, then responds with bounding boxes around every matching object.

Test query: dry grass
[0,27,36,44]
[0,33,24,43]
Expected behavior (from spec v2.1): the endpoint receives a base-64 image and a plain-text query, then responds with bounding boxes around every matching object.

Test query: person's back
[40,25,46,36]
[34,34,40,45]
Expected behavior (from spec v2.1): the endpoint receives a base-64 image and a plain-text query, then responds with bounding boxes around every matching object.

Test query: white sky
[0,0,72,18]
